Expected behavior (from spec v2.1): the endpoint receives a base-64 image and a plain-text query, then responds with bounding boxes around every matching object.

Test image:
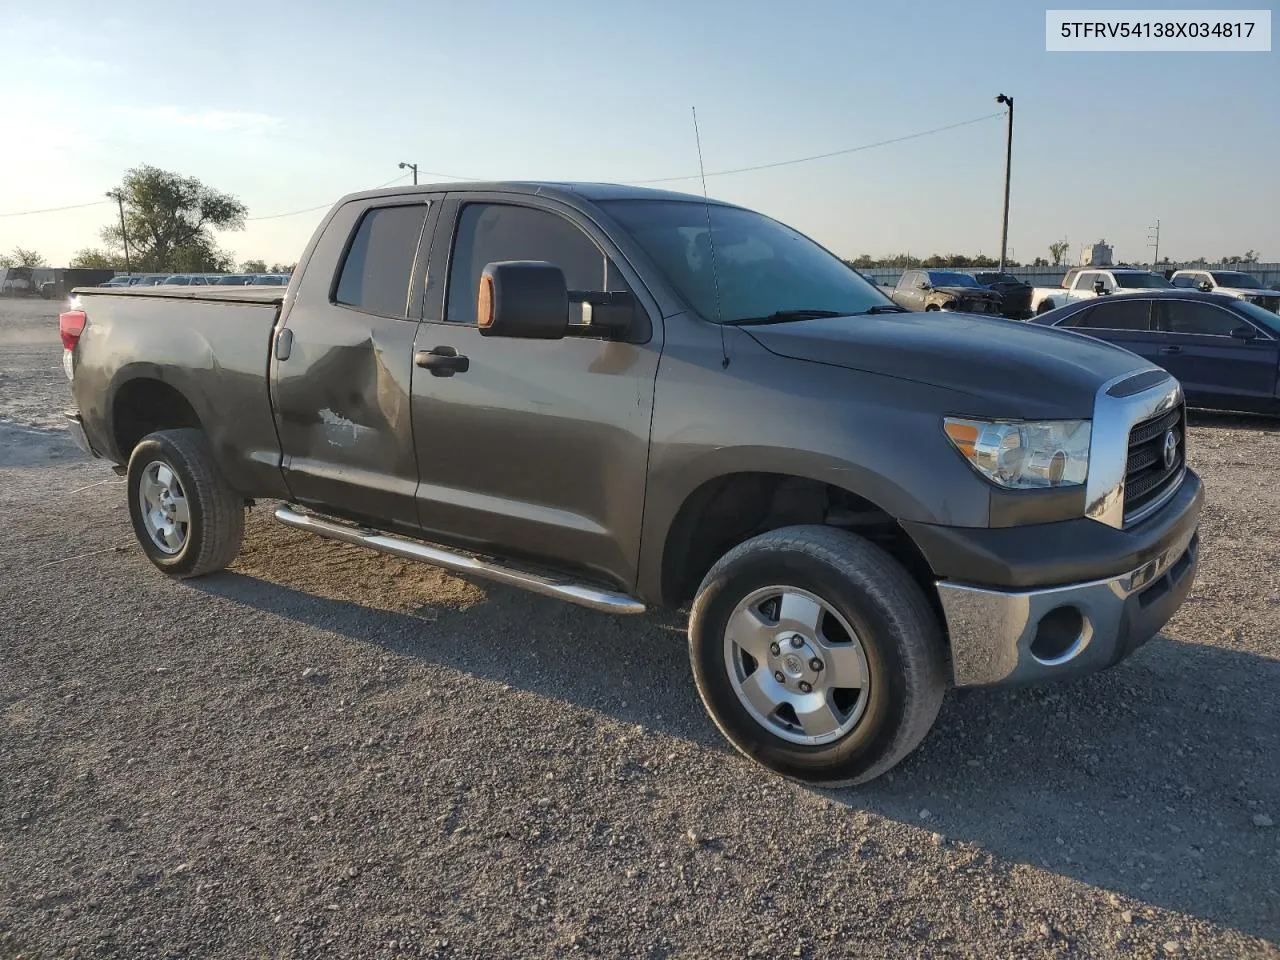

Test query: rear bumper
[64,412,97,457]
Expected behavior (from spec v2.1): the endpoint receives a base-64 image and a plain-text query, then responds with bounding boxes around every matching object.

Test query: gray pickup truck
[61,182,1202,785]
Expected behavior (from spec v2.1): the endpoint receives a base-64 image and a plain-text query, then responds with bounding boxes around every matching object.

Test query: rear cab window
[334,204,431,318]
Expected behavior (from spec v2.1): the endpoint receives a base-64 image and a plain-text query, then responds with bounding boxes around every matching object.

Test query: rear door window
[334,204,430,318]
[1068,299,1152,330]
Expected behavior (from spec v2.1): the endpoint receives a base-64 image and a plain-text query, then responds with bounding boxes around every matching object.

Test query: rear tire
[688,525,947,786]
[1036,300,1056,316]
[126,429,244,578]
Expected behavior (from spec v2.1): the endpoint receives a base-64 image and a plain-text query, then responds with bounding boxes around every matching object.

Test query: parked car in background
[1031,267,1172,316]
[212,274,253,286]
[1031,290,1280,415]
[970,271,1032,319]
[1170,269,1280,313]
[99,276,139,288]
[889,269,1004,314]
[249,274,290,286]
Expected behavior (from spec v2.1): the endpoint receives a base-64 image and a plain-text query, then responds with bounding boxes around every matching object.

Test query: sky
[1,0,1276,268]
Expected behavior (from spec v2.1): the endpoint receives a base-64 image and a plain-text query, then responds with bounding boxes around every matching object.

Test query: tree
[1219,250,1259,265]
[69,248,127,269]
[240,259,268,273]
[269,262,297,274]
[0,246,46,268]
[1032,256,1049,267]
[1048,241,1070,267]
[93,165,246,273]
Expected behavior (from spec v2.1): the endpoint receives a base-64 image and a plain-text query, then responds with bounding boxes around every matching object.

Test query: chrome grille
[1123,405,1184,524]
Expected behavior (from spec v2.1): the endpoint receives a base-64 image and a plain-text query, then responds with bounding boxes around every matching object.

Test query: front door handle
[274,327,293,361]
[1160,346,1183,355]
[415,345,470,377]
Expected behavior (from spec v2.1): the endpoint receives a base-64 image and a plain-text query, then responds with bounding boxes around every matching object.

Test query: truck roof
[340,181,739,208]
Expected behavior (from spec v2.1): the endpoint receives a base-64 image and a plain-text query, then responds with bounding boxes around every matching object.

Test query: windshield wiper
[723,309,844,326]
[861,304,907,314]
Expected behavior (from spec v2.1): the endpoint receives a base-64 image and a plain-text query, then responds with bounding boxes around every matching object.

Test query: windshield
[1235,300,1280,336]
[926,271,979,288]
[1116,273,1172,289]
[1211,271,1263,289]
[599,200,891,323]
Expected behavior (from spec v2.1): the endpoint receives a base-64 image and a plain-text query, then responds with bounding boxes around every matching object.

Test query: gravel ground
[2,297,1278,959]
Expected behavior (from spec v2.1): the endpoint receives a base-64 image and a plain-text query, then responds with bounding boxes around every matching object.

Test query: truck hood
[744,312,1152,418]
[933,286,1001,300]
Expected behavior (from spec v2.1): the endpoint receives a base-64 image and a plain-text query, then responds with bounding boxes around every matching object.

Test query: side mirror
[572,290,636,335]
[477,261,569,339]
[1197,280,1213,292]
[918,281,933,291]
[1093,280,1107,295]
[1230,326,1257,342]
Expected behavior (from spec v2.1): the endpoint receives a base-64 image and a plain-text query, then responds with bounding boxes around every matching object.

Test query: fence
[861,263,1280,290]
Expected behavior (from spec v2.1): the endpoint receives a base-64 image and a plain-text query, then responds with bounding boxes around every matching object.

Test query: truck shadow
[1188,410,1280,433]
[192,570,1279,944]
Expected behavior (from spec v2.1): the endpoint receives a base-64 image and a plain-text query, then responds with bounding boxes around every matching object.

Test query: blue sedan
[1030,290,1280,415]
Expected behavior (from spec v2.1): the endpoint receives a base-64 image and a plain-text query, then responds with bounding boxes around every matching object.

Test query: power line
[0,114,1003,222]
[623,112,1004,184]
[0,199,111,218]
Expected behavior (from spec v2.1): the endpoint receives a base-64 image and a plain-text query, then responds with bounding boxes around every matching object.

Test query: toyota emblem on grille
[1162,429,1179,470]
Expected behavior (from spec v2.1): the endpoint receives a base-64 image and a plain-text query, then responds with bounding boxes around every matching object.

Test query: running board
[273,505,646,615]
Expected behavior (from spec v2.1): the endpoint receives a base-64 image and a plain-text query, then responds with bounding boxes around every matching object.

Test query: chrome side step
[273,505,646,615]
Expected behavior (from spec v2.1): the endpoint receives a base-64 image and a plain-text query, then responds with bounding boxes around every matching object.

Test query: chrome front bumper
[939,525,1199,687]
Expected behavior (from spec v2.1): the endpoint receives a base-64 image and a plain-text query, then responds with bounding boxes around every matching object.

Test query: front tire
[126,429,244,578]
[688,525,947,786]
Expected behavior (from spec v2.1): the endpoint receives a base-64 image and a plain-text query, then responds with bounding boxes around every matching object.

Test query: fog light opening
[1030,606,1089,665]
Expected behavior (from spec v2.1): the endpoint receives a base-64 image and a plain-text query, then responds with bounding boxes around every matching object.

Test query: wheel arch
[108,369,210,462]
[645,463,939,612]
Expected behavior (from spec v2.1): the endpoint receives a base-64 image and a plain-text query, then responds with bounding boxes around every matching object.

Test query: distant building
[1081,242,1114,266]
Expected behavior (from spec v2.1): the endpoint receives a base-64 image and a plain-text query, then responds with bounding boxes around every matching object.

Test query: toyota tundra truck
[61,182,1202,785]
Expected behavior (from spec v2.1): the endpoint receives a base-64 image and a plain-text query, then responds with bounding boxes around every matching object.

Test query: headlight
[943,418,1091,488]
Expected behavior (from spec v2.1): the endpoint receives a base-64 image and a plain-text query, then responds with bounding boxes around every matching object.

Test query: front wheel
[126,428,244,578]
[688,526,947,786]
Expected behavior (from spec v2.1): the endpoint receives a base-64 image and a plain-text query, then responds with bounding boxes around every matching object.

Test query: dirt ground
[1,296,1277,959]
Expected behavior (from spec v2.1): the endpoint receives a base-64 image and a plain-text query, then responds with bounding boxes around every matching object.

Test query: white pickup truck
[1170,269,1280,314]
[1031,267,1172,316]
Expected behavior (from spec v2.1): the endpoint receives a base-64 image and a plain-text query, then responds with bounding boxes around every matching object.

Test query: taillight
[59,309,87,351]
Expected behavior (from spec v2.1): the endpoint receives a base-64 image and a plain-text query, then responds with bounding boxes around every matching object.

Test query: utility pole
[106,189,131,272]
[399,162,419,185]
[995,93,1014,273]
[1147,219,1161,266]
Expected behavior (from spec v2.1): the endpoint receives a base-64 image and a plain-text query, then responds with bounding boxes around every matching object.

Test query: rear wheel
[126,429,244,578]
[924,304,941,312]
[688,525,947,786]
[1036,300,1056,316]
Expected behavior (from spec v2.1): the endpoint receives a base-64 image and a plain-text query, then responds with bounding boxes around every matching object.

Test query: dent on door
[274,320,420,526]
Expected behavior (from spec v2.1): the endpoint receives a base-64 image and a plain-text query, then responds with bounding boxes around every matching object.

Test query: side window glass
[1163,301,1243,337]
[1073,299,1150,330]
[334,204,430,318]
[446,203,616,323]
[1171,274,1194,288]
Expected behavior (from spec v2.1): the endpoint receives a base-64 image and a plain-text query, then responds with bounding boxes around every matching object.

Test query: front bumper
[917,471,1203,687]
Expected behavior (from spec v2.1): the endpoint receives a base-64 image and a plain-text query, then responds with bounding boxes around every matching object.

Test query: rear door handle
[1160,346,1183,355]
[415,345,469,377]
